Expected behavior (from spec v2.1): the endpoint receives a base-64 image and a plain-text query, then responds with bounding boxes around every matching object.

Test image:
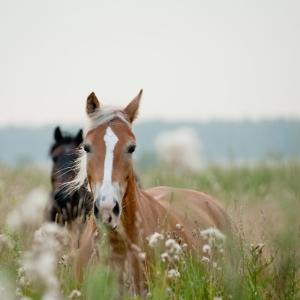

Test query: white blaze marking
[95,127,118,208]
[103,127,118,185]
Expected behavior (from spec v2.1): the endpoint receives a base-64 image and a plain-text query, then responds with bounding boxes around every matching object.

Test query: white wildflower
[6,188,48,230]
[16,223,68,300]
[161,238,183,263]
[161,252,170,263]
[201,256,210,263]
[173,254,180,263]
[138,252,146,261]
[202,244,211,255]
[148,232,164,247]
[59,254,69,268]
[167,269,180,279]
[68,289,81,299]
[16,267,31,288]
[165,239,182,254]
[250,243,265,255]
[15,287,23,298]
[200,227,226,247]
[165,239,176,248]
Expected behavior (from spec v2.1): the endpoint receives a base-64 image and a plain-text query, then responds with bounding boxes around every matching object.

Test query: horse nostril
[112,201,120,216]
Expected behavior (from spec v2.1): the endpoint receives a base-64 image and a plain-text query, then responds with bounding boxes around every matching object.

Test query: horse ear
[124,89,143,123]
[86,92,100,116]
[75,129,83,146]
[54,126,63,142]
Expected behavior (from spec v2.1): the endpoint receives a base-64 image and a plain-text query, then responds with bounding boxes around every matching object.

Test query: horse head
[76,90,142,229]
[50,126,83,219]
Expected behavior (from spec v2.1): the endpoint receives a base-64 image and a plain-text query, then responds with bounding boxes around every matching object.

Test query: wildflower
[165,239,176,248]
[161,252,170,263]
[166,239,182,254]
[6,188,48,230]
[200,228,226,247]
[68,289,81,299]
[148,232,164,247]
[138,252,146,261]
[167,269,180,279]
[250,243,265,255]
[181,243,187,251]
[16,223,68,300]
[202,244,211,255]
[201,256,210,263]
[59,254,69,268]
[16,267,31,288]
[15,287,23,298]
[161,238,183,263]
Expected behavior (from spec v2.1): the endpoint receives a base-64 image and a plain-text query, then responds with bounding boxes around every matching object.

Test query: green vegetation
[0,159,299,299]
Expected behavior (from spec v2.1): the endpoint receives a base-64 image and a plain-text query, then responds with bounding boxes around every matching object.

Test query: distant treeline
[0,119,299,166]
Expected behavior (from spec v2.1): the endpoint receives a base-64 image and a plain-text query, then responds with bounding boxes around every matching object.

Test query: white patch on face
[94,127,119,209]
[103,127,118,186]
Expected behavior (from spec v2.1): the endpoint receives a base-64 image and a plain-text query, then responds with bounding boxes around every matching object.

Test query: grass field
[0,158,299,299]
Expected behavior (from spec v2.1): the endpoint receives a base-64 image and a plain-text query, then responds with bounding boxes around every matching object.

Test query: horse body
[146,186,232,233]
[74,90,235,295]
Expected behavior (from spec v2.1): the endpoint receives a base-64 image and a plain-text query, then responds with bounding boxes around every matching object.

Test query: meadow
[0,158,299,299]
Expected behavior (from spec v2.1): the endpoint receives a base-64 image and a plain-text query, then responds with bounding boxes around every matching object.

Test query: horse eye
[83,144,91,153]
[127,145,136,154]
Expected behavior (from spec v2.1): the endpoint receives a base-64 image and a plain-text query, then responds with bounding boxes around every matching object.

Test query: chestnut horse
[45,126,93,227]
[73,91,235,294]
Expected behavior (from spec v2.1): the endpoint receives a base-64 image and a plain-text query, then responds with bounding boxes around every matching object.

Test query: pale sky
[1,1,299,127]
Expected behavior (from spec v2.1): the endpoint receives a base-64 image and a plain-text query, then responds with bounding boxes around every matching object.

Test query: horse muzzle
[94,200,120,229]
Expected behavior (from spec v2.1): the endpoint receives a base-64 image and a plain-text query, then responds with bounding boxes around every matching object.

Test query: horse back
[144,186,232,235]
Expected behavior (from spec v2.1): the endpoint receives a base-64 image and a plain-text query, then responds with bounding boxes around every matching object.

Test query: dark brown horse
[72,91,236,295]
[44,126,93,227]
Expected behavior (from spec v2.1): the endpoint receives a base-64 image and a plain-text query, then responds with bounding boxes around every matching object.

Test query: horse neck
[119,171,141,241]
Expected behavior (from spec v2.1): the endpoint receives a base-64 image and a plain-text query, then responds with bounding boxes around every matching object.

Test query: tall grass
[0,159,299,299]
